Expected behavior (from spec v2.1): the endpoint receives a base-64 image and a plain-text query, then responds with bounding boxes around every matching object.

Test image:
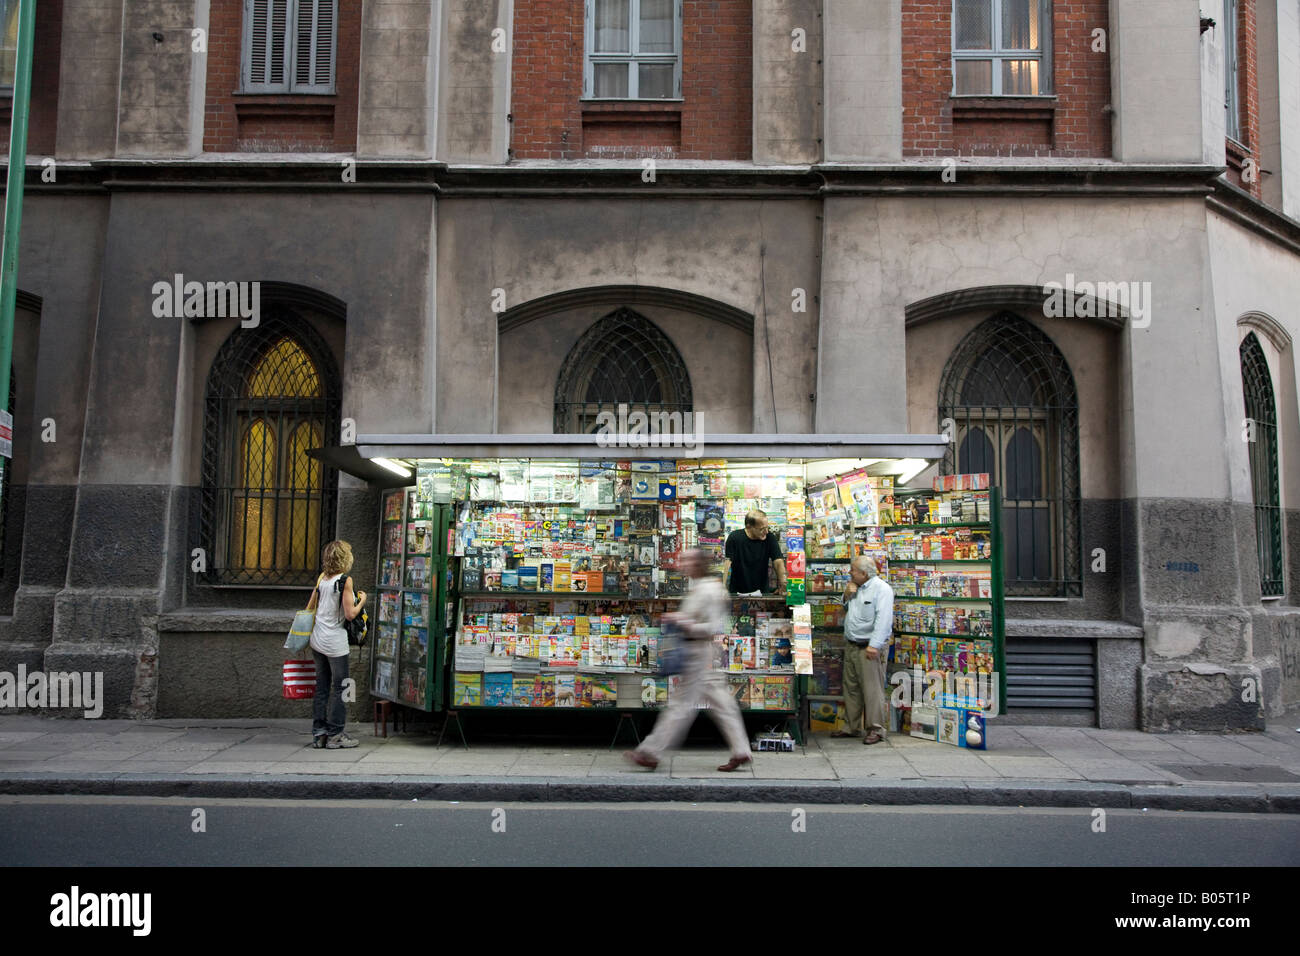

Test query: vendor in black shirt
[723,510,786,594]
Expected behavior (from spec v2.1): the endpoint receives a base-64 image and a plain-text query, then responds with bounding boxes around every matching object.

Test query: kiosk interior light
[372,457,413,478]
[893,459,932,486]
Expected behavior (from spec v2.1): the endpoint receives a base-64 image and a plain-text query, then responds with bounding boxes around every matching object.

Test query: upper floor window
[0,0,19,88]
[242,0,337,94]
[953,0,1053,96]
[584,0,681,100]
[1224,0,1242,143]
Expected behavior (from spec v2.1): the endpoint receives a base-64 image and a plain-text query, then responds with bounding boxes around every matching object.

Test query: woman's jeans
[312,650,350,738]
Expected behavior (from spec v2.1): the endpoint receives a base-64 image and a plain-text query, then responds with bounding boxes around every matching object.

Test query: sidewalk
[2,712,1299,812]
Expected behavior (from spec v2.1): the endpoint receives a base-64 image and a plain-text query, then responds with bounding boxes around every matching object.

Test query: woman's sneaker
[326,733,359,749]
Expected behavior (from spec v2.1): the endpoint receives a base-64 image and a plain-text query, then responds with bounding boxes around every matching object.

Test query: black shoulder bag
[335,574,370,647]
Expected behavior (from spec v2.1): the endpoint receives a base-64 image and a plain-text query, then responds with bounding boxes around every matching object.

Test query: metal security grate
[199,311,340,586]
[1005,637,1096,709]
[554,307,693,434]
[1240,333,1284,597]
[939,312,1081,597]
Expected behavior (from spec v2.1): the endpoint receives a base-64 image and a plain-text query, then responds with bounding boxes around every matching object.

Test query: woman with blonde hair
[306,540,367,749]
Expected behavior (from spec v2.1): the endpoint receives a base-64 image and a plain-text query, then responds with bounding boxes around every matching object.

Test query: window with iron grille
[938,312,1081,596]
[200,312,340,586]
[952,0,1053,96]
[1224,0,1242,143]
[242,0,337,94]
[1240,332,1284,596]
[584,0,682,100]
[554,307,693,434]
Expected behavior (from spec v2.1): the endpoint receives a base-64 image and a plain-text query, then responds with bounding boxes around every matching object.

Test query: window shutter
[245,0,289,91]
[293,0,337,93]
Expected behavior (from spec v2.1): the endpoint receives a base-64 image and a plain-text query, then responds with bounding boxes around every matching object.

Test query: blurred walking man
[626,549,752,772]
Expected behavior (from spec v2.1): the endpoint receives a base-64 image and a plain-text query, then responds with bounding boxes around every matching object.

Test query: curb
[3,773,1299,812]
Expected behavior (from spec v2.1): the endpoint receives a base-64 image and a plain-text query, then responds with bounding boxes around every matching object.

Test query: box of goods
[810,699,846,734]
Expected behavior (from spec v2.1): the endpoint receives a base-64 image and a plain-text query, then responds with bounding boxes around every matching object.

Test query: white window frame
[241,0,338,95]
[1224,0,1243,144]
[951,0,1054,97]
[583,0,683,101]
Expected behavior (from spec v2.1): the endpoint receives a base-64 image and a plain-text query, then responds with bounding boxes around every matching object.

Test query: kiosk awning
[309,432,951,486]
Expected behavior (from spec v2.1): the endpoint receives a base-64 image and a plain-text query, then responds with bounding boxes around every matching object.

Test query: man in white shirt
[831,555,894,744]
[626,549,753,772]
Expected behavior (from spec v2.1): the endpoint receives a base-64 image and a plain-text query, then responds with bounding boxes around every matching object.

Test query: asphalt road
[2,796,1298,867]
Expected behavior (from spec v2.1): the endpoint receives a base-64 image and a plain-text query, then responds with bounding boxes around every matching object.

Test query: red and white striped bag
[282,659,316,699]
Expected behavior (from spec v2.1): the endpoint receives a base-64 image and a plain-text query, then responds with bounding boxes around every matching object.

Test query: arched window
[1240,332,1283,596]
[938,312,1081,596]
[200,312,340,585]
[553,308,693,434]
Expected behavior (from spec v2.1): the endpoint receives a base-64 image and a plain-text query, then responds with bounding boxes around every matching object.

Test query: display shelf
[897,630,995,640]
[460,667,799,677]
[894,596,993,604]
[461,590,631,600]
[887,523,991,530]
[888,558,992,565]
[461,591,790,603]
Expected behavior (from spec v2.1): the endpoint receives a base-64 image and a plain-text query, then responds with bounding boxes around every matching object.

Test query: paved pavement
[2,711,1299,811]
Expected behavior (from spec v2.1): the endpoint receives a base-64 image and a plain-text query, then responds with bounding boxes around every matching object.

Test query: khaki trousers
[842,643,889,738]
[638,641,750,761]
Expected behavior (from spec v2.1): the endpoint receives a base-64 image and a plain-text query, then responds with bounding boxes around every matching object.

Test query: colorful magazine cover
[374,661,396,698]
[383,491,404,522]
[512,676,535,707]
[807,480,840,520]
[382,523,403,555]
[729,676,751,709]
[766,676,793,710]
[453,672,482,706]
[937,707,961,747]
[404,556,428,590]
[406,521,433,555]
[483,673,512,707]
[554,674,577,707]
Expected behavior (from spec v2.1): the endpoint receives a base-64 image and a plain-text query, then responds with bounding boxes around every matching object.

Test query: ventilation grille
[1005,637,1096,709]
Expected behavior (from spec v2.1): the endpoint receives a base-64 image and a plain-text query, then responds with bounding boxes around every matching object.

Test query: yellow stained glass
[278,422,324,570]
[246,338,321,398]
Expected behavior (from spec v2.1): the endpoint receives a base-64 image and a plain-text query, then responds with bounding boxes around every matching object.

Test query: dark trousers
[312,649,350,738]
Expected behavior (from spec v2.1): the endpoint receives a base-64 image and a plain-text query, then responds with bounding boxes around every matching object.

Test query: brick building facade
[0,0,1298,732]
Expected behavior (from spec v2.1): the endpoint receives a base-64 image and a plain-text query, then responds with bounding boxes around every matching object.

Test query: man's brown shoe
[624,749,659,770]
[829,730,857,738]
[717,755,752,772]
[863,732,884,745]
